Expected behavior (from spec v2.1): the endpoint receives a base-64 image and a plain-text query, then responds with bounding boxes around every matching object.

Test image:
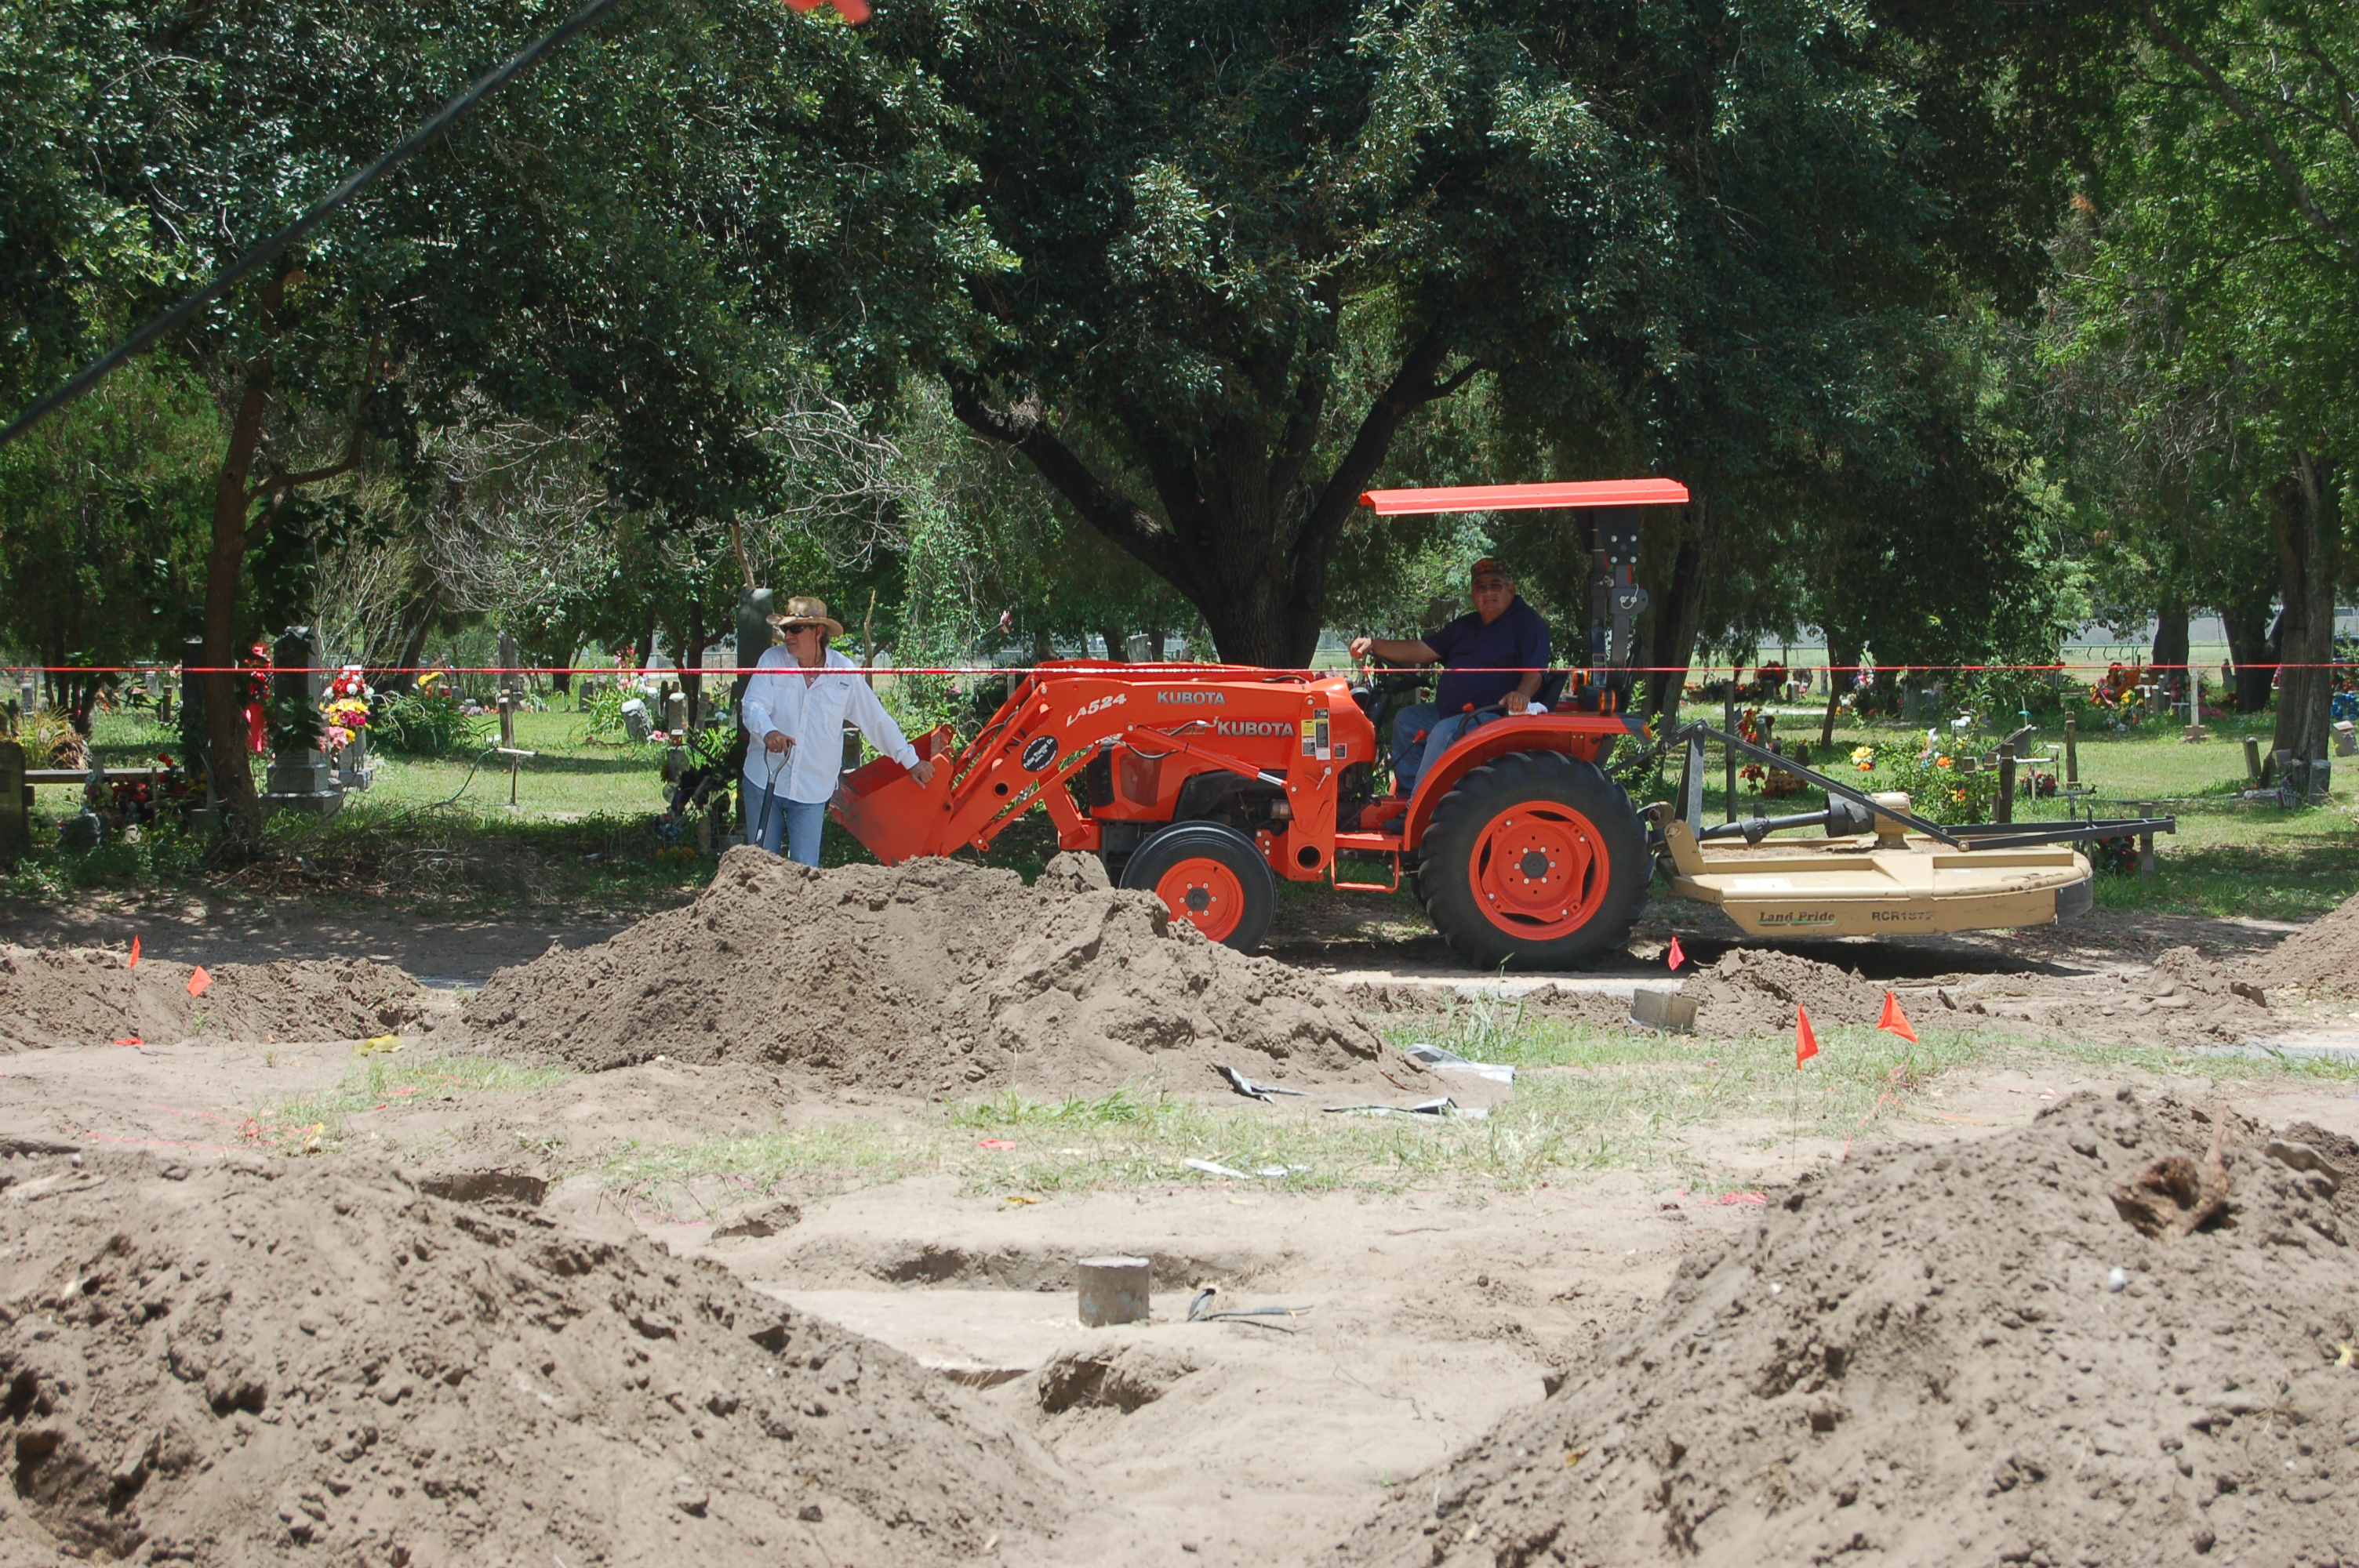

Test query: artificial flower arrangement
[320,665,374,753]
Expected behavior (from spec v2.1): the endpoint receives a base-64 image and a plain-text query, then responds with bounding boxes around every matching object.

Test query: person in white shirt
[740,596,937,864]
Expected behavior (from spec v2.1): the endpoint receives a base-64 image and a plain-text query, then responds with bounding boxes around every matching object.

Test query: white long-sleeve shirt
[740,646,918,804]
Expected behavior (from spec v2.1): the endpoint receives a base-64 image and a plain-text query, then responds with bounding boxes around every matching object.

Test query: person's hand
[1505,691,1531,715]
[1349,635,1375,662]
[764,730,791,754]
[908,757,938,786]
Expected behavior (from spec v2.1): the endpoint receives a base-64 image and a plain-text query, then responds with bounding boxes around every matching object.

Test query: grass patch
[591,1016,2359,1204]
[600,1120,941,1210]
[252,1053,570,1154]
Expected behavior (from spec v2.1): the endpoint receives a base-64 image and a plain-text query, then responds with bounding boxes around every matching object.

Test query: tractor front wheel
[1120,821,1278,952]
[1420,751,1648,969]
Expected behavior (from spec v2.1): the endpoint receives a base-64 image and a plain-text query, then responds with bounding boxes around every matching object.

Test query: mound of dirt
[1931,946,2274,1047]
[1682,949,1888,1040]
[0,1149,1064,1566]
[0,946,427,1051]
[1335,1093,2359,1568]
[2249,890,2359,997]
[460,847,1389,1095]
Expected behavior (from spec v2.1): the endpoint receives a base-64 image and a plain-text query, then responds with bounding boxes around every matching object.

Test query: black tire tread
[1419,751,1648,971]
[1118,820,1278,953]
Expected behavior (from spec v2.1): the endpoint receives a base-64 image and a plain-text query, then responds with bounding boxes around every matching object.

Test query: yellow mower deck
[1659,818,2093,937]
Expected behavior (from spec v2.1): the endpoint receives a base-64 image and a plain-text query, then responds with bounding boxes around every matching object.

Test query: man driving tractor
[1349,557,1551,796]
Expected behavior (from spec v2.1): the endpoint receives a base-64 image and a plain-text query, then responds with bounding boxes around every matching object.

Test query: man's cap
[1469,557,1512,584]
[765,595,845,635]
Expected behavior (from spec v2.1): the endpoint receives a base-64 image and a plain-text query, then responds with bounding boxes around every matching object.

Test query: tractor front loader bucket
[834,724,959,864]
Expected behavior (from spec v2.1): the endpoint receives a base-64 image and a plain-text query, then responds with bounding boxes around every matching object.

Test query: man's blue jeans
[747,784,829,866]
[1390,703,1481,797]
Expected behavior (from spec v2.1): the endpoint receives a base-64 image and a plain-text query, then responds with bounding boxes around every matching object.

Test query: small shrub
[1848,739,1998,825]
[373,686,489,758]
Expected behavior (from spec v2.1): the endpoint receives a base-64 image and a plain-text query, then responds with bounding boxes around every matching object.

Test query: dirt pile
[2249,890,2359,997]
[0,946,427,1051]
[1335,1093,2359,1568]
[1683,948,1888,1040]
[1933,946,2274,1047]
[0,1149,1065,1566]
[460,847,1388,1094]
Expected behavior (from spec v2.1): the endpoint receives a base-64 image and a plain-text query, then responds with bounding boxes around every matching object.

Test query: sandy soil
[2,1018,2354,1566]
[2,884,2355,1565]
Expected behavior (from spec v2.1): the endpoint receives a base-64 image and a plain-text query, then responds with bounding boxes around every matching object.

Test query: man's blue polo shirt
[1425,597,1551,716]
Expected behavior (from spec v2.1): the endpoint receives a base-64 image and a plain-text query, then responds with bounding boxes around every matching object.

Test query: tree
[2077,0,2359,765]
[877,0,2126,669]
[0,358,215,726]
[2,0,987,844]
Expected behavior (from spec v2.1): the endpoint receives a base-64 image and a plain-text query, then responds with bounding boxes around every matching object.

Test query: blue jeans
[1391,703,1481,796]
[747,785,829,866]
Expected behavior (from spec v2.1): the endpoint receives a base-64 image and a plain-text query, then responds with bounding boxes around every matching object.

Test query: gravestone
[259,626,343,818]
[0,739,26,867]
[178,637,220,824]
[664,690,688,735]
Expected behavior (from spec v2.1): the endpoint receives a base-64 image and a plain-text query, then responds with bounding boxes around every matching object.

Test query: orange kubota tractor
[834,481,1682,967]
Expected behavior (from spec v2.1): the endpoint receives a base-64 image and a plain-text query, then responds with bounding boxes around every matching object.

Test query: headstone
[664,691,688,735]
[260,626,343,818]
[336,728,371,790]
[179,636,217,817]
[0,739,27,867]
[620,698,652,742]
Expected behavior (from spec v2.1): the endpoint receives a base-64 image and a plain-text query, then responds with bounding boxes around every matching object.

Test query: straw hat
[765,595,845,637]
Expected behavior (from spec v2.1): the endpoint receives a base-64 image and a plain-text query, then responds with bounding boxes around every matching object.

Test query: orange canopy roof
[1358,479,1690,516]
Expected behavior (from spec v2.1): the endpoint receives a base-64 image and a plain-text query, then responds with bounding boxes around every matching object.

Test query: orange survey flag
[1877,991,1917,1043]
[1667,935,1685,971]
[1795,1006,1819,1066]
[187,966,212,998]
[127,936,140,968]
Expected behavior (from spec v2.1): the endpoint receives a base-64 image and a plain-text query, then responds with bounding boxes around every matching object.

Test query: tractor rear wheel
[1420,751,1648,969]
[1120,821,1278,952]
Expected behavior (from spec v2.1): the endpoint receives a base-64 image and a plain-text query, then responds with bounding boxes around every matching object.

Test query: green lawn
[11,698,2352,925]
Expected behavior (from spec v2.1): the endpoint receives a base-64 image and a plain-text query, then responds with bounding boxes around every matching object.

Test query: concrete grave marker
[259,627,343,818]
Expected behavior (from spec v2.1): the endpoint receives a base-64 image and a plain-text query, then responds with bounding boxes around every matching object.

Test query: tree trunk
[1643,511,1707,724]
[380,577,443,697]
[2268,450,2343,775]
[681,602,705,728]
[947,333,1467,668]
[2219,601,2281,714]
[202,351,278,848]
[2150,596,2190,707]
[1819,644,1857,749]
[1097,625,1129,662]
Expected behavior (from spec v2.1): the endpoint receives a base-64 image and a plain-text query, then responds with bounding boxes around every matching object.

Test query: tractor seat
[1536,670,1571,709]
